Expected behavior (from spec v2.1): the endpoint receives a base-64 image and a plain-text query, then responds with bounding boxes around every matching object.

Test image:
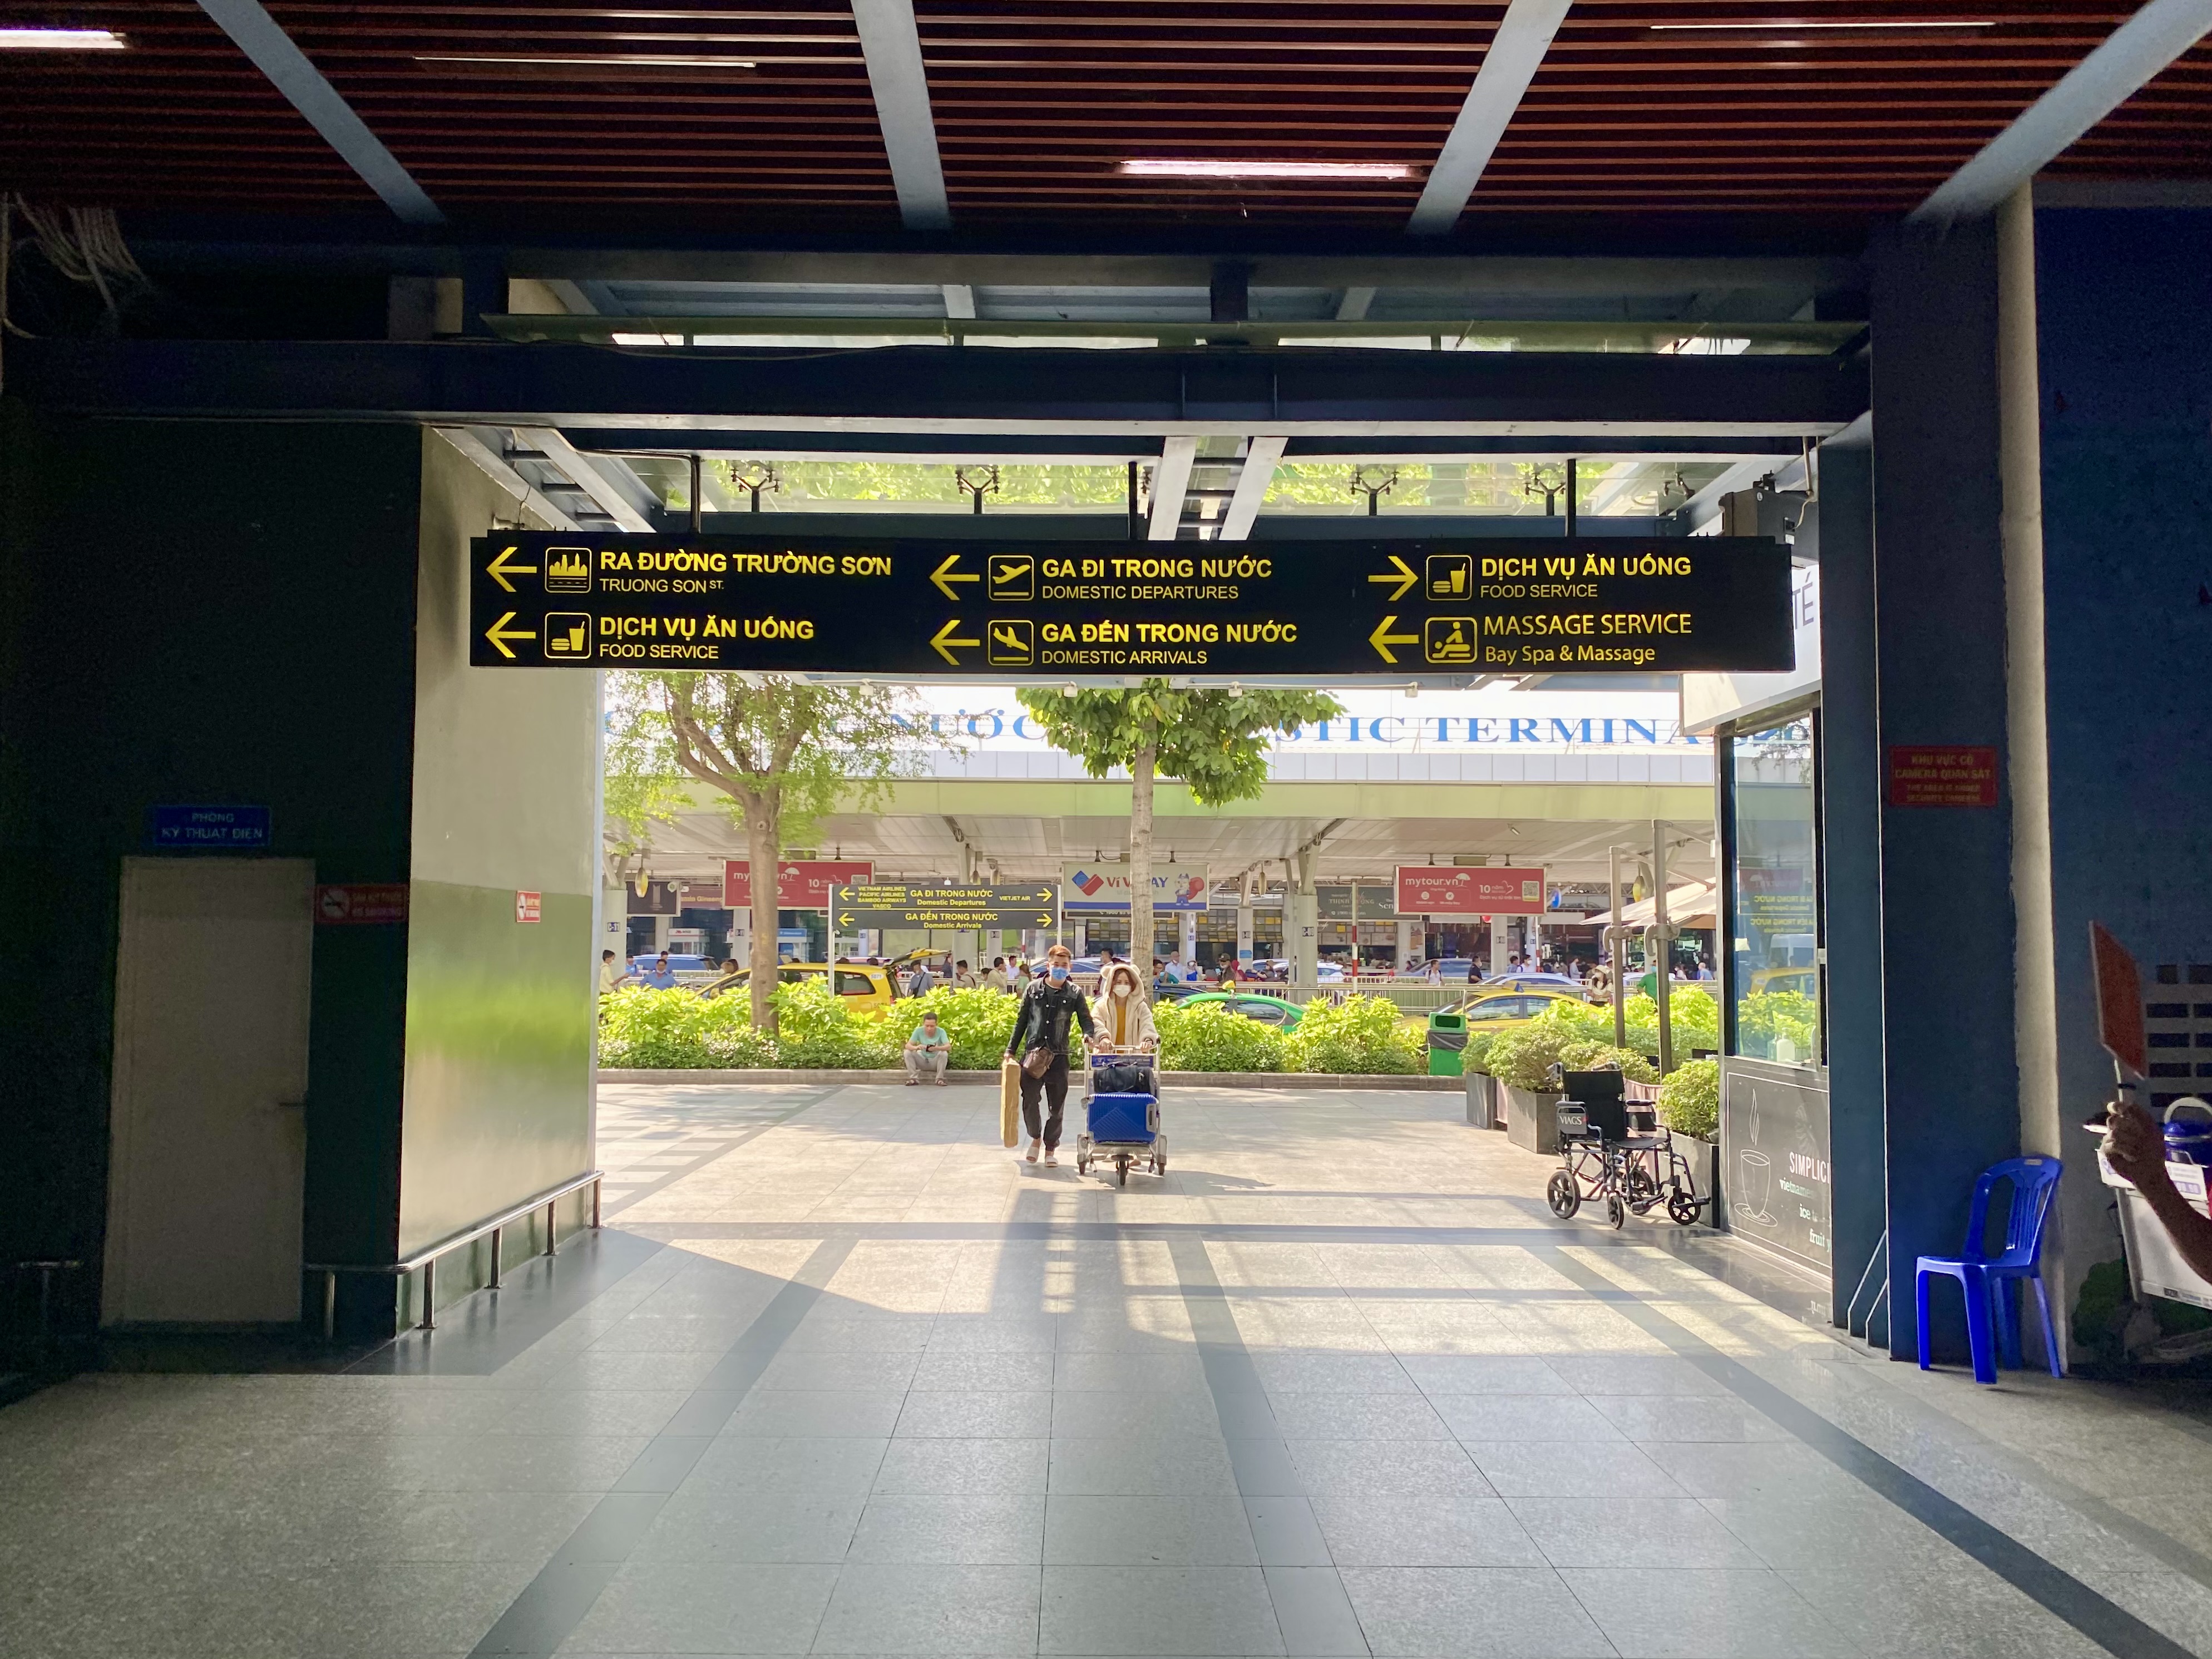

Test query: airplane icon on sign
[988,556,1035,601]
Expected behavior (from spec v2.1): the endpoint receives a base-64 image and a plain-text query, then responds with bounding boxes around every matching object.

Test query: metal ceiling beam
[1335,287,1377,322]
[1916,0,2212,223]
[1220,436,1288,541]
[511,426,654,531]
[1149,437,1198,540]
[851,0,951,231]
[12,338,1867,439]
[493,249,1854,298]
[435,428,580,530]
[1408,0,1576,235]
[192,0,442,225]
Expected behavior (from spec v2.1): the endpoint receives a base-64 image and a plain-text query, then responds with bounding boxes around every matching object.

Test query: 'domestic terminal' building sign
[471,535,1793,678]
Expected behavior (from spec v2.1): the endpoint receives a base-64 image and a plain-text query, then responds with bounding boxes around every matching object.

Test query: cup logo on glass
[466,535,1793,677]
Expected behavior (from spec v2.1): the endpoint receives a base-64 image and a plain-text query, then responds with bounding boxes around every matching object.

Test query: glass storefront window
[1727,719,1823,1065]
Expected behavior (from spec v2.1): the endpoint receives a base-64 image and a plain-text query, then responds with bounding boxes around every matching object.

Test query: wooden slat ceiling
[0,2,2203,228]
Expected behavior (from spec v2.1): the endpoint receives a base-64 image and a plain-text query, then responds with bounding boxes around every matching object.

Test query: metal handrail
[307,1169,603,1337]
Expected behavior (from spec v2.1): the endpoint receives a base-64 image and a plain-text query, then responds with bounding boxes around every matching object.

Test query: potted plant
[1657,1057,1721,1211]
[1462,1030,1499,1127]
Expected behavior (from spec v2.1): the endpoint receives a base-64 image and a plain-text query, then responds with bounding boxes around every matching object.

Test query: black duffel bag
[1093,1060,1154,1095]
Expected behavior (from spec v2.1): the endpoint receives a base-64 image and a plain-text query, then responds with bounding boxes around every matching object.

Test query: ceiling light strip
[1649,18,1996,27]
[0,27,125,48]
[1121,159,1412,180]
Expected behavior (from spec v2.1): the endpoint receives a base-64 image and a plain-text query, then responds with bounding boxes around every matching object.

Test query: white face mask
[1112,980,1132,999]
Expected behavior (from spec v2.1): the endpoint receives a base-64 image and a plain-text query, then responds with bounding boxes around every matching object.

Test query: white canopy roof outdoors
[1578,881,1718,931]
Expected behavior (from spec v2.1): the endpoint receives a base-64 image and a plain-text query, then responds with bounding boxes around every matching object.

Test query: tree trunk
[1129,741,1156,1001]
[745,801,781,1032]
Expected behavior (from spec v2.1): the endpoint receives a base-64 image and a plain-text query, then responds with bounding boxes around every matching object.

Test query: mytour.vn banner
[1395,866,1547,917]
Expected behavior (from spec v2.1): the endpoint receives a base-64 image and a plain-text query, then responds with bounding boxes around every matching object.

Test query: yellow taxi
[703,961,900,1013]
[1749,966,1816,999]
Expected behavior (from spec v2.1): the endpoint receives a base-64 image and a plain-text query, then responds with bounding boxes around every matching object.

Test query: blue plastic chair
[1917,1156,2063,1384]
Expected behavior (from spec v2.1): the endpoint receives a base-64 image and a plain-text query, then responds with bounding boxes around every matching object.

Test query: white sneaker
[1025,1140,1040,1163]
[1044,1149,1059,1167]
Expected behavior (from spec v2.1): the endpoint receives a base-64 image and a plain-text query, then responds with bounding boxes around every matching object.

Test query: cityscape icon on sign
[544,547,592,592]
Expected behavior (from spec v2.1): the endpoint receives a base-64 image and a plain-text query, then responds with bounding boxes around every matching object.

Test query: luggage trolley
[1544,1069,1705,1230]
[1076,1048,1166,1186]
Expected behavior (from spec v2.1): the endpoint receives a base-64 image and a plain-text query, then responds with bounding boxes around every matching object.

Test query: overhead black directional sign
[469,534,1794,678]
[833,882,1059,931]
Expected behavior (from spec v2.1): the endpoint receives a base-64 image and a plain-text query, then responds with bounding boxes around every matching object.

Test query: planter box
[1503,1084,1561,1154]
[1673,1133,1719,1221]
[1463,1070,1498,1129]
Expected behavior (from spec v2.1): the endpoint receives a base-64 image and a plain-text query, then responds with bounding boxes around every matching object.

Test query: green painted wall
[0,408,422,1352]
[398,433,598,1272]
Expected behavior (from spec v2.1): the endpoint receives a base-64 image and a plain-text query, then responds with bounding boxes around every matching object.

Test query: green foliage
[1657,1057,1721,1139]
[733,460,1130,509]
[1558,1041,1658,1083]
[1015,680,1342,810]
[1736,989,1818,1059]
[769,979,901,1069]
[1483,1023,1582,1092]
[1463,1029,1499,1075]
[1283,995,1425,1075]
[1157,999,1287,1073]
[887,986,1022,1070]
[596,987,776,1069]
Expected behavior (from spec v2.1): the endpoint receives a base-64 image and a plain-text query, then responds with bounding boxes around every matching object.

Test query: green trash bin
[1426,1010,1468,1077]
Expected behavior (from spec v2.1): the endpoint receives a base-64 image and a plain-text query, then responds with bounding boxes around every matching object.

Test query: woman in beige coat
[1094,961,1159,1052]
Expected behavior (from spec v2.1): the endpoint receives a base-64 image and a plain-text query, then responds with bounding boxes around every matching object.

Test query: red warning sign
[1887,745,1998,808]
[515,890,542,924]
[314,883,409,925]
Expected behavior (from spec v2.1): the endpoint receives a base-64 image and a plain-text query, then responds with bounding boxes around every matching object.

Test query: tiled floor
[8,1080,2212,1657]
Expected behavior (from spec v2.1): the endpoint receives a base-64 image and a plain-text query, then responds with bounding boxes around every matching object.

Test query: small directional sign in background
[468,535,1794,679]
[833,882,1059,930]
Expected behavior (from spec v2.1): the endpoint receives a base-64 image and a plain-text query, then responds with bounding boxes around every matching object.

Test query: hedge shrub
[1657,1056,1720,1139]
[1157,1000,1287,1073]
[1283,994,1425,1075]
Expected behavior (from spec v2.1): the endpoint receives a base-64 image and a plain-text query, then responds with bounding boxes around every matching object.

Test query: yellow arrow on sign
[931,553,980,601]
[1367,553,1417,602]
[486,544,538,594]
[485,611,536,660]
[837,911,856,927]
[931,618,981,665]
[1368,615,1420,664]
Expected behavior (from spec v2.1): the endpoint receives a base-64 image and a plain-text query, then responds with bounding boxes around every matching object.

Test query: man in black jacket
[1005,942,1095,1166]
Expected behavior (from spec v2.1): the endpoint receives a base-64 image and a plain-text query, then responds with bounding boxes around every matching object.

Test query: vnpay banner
[1062,863,1210,912]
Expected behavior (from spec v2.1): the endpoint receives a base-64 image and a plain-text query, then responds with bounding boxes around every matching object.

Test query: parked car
[1453,986,1587,1026]
[1177,991,1306,1030]
[711,961,900,1011]
[1478,972,1594,998]
[1749,966,1816,999]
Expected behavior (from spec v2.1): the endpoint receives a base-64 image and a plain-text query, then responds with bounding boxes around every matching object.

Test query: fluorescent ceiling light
[0,26,125,48]
[416,52,757,69]
[1120,159,1412,180]
[1649,18,1994,27]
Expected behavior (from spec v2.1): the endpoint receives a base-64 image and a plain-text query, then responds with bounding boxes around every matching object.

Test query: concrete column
[1868,218,2017,1361]
[1814,429,1886,1334]
[1179,910,1197,970]
[1072,919,1087,955]
[1998,185,2068,1322]
[1395,919,1414,967]
[601,887,629,965]
[2031,203,2212,1353]
[1237,906,1256,964]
